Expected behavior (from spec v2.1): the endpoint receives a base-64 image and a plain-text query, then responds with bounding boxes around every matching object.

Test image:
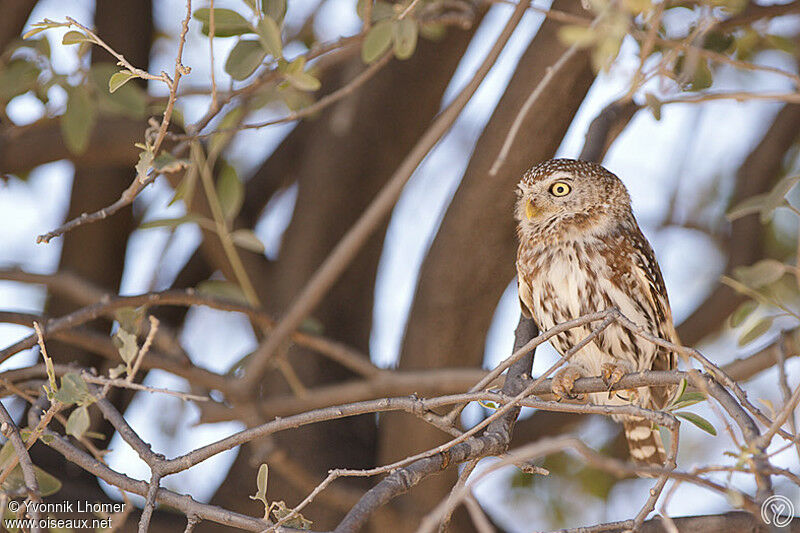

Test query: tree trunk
[378,2,595,529]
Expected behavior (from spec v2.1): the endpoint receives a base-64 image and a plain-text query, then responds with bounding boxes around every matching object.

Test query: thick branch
[334,317,539,533]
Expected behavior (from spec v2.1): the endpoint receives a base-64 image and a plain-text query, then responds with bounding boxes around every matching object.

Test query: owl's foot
[551,365,587,401]
[601,362,631,399]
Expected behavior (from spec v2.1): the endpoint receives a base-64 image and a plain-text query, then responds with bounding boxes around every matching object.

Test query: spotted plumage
[515,159,678,466]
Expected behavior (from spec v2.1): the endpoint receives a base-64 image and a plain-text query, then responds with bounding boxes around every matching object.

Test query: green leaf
[285,71,320,92]
[729,300,758,328]
[60,86,96,155]
[362,20,393,63]
[249,463,269,510]
[734,28,759,60]
[765,34,797,55]
[270,501,313,530]
[393,18,418,60]
[225,39,267,80]
[676,411,717,436]
[22,27,48,40]
[135,149,155,181]
[256,16,283,57]
[737,316,774,346]
[0,60,40,102]
[210,107,245,154]
[193,8,253,37]
[592,34,623,72]
[109,364,127,379]
[231,229,265,253]
[558,25,597,47]
[262,0,287,25]
[153,152,189,173]
[669,392,707,410]
[644,93,662,121]
[169,174,196,206]
[285,56,305,74]
[673,378,687,404]
[299,317,324,335]
[621,0,652,14]
[62,30,91,45]
[197,280,249,304]
[33,466,62,496]
[357,0,394,22]
[726,192,768,221]
[216,163,244,220]
[108,71,135,93]
[0,446,66,501]
[703,30,735,54]
[419,22,446,41]
[66,406,90,439]
[690,59,713,91]
[90,64,147,118]
[139,215,202,230]
[115,307,143,334]
[52,373,91,405]
[733,259,786,289]
[113,328,139,364]
[0,444,61,497]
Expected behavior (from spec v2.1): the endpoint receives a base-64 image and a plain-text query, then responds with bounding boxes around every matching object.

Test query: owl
[515,159,677,466]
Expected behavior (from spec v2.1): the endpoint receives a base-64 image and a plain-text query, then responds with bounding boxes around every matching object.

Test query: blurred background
[1,0,799,531]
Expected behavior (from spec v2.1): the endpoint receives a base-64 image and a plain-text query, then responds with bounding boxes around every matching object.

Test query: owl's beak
[525,199,539,220]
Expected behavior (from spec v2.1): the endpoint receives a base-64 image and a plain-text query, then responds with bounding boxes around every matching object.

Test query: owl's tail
[623,420,666,467]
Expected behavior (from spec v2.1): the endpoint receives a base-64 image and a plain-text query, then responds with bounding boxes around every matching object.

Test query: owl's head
[515,159,632,240]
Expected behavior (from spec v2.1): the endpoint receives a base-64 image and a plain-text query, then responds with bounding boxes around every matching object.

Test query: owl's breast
[517,238,656,371]
[520,240,602,314]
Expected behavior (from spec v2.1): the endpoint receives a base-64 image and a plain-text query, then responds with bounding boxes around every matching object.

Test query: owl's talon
[551,365,586,402]
[601,362,628,398]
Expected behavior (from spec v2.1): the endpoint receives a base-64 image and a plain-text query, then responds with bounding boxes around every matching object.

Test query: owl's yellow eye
[549,182,571,197]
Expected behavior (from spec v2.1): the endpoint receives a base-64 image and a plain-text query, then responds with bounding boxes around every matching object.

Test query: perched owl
[515,159,677,466]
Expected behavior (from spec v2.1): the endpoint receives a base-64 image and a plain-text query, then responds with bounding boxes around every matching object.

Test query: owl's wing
[627,225,678,404]
[517,270,534,319]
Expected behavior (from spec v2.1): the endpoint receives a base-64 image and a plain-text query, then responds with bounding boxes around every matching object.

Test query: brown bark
[0,115,142,175]
[377,2,595,529]
[0,0,37,52]
[615,511,800,533]
[205,23,479,531]
[677,104,800,346]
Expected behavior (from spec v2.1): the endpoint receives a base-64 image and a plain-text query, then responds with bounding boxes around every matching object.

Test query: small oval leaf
[285,71,321,92]
[256,16,283,57]
[197,280,249,304]
[216,163,244,220]
[262,0,287,25]
[66,406,91,439]
[558,25,597,47]
[225,39,267,80]
[193,8,253,37]
[108,71,135,93]
[62,30,91,45]
[393,18,418,60]
[362,20,393,63]
[113,328,139,364]
[737,316,774,346]
[733,259,786,289]
[60,87,96,155]
[676,411,717,436]
[729,300,758,328]
[231,229,266,253]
